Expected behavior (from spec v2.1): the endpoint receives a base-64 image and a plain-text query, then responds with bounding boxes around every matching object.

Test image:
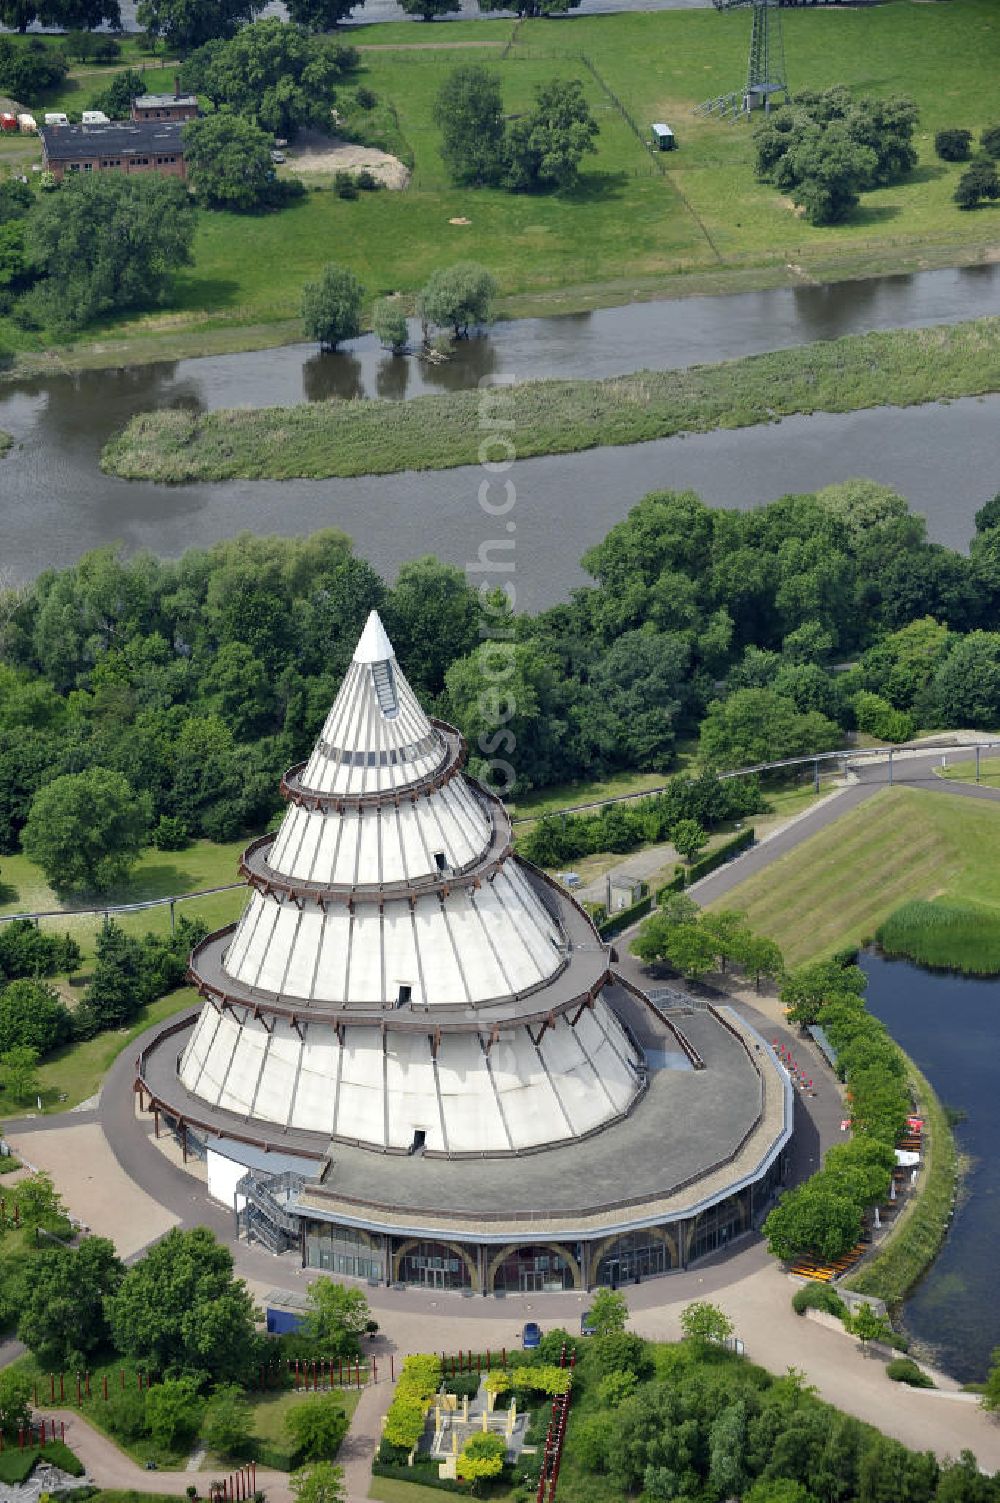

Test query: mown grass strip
[846,1057,960,1308]
[0,431,11,456]
[101,317,1000,484]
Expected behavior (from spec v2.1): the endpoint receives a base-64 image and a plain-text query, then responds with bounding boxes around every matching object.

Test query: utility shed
[651,122,676,150]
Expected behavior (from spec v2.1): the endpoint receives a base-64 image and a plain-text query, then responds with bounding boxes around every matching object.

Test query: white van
[81,110,109,125]
[44,112,69,127]
[17,113,37,133]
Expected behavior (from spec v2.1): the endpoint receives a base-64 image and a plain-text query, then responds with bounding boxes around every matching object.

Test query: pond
[862,950,999,1385]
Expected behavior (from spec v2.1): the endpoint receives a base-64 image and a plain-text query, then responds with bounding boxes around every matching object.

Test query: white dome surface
[181,611,644,1154]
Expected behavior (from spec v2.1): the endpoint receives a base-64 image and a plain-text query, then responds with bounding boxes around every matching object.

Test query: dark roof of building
[40,120,186,160]
[134,93,198,109]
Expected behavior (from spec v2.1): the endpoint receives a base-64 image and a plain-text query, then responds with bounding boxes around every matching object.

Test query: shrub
[791,1282,847,1320]
[982,125,1000,159]
[334,171,358,199]
[152,814,190,851]
[955,160,1000,210]
[284,1395,349,1461]
[356,86,377,109]
[355,168,381,191]
[381,1354,442,1451]
[887,1357,934,1388]
[852,690,914,743]
[934,128,973,162]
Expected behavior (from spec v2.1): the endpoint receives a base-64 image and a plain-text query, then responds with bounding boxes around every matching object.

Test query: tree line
[4,483,1000,892]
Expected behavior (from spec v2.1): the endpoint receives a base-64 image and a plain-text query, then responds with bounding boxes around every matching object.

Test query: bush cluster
[379,1354,442,1455]
[520,774,761,867]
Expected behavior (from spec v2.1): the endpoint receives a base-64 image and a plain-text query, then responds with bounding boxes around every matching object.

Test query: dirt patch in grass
[287,133,410,189]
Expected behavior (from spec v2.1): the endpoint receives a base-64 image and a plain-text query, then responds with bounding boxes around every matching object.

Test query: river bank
[101,316,1000,483]
[5,237,998,384]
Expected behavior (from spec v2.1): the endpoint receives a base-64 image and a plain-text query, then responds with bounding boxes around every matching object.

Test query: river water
[1,264,999,608]
[862,952,999,1384]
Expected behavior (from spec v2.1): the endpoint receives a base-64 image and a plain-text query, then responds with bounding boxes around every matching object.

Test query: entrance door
[519,1269,543,1293]
[422,1265,446,1290]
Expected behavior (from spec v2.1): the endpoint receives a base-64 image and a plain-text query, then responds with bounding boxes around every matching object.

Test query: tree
[203,1386,253,1456]
[0,1369,31,1439]
[780,957,866,1025]
[301,265,365,351]
[285,1395,350,1461]
[183,114,276,212]
[289,1461,347,1503]
[417,262,496,339]
[698,688,840,771]
[845,1302,889,1354]
[18,1237,124,1370]
[680,1300,734,1350]
[934,128,973,162]
[0,37,69,94]
[981,125,1000,159]
[286,0,360,25]
[14,1172,64,1229]
[663,923,717,982]
[304,1278,370,1357]
[0,980,72,1057]
[373,299,408,354]
[671,818,707,864]
[738,933,785,991]
[763,1180,861,1263]
[433,66,507,188]
[506,78,599,192]
[107,1227,258,1382]
[88,67,147,120]
[588,1288,629,1335]
[22,768,149,897]
[1,1044,39,1103]
[954,160,1000,210]
[777,124,876,225]
[458,1431,505,1485]
[180,21,356,140]
[135,0,266,52]
[23,175,195,335]
[929,630,1000,725]
[145,1376,201,1449]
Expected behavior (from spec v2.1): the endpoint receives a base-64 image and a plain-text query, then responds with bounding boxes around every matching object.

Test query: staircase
[235,1170,305,1255]
[371,659,398,717]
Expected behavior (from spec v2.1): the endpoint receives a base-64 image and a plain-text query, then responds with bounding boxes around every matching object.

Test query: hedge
[0,1441,85,1484]
[253,1441,305,1472]
[598,893,652,939]
[381,1353,442,1451]
[684,826,755,885]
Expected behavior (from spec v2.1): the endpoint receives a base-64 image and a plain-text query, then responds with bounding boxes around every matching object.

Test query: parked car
[522,1321,541,1350]
[270,150,285,164]
[580,1310,597,1337]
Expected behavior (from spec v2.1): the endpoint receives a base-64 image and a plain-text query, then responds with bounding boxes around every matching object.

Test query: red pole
[103,1375,108,1401]
[252,1462,257,1492]
[390,1353,394,1380]
[18,1428,24,1451]
[339,1357,343,1386]
[59,1374,64,1402]
[76,1375,82,1407]
[372,1357,377,1383]
[502,1346,507,1369]
[60,1421,65,1442]
[355,1359,361,1390]
[486,1348,491,1372]
[477,1352,481,1375]
[49,1374,54,1403]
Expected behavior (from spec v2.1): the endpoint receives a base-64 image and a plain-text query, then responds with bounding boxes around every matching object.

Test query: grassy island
[101,317,1000,483]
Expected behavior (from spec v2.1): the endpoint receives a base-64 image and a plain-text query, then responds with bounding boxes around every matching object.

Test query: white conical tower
[179,613,643,1156]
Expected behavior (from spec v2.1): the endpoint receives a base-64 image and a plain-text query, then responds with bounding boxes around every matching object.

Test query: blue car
[522,1321,542,1349]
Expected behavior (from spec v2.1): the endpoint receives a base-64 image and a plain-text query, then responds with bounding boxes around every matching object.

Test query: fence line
[1,737,996,930]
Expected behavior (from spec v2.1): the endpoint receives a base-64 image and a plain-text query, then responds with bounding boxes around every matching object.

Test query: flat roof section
[138,989,791,1241]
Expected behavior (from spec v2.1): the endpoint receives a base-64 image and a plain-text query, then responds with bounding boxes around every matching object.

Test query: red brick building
[131,91,199,124]
[39,121,187,182]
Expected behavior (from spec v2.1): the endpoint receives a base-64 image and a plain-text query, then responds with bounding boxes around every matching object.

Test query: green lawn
[0,837,245,958]
[369,1481,515,1503]
[940,755,1000,788]
[710,785,1000,967]
[0,835,248,1118]
[3,0,1000,370]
